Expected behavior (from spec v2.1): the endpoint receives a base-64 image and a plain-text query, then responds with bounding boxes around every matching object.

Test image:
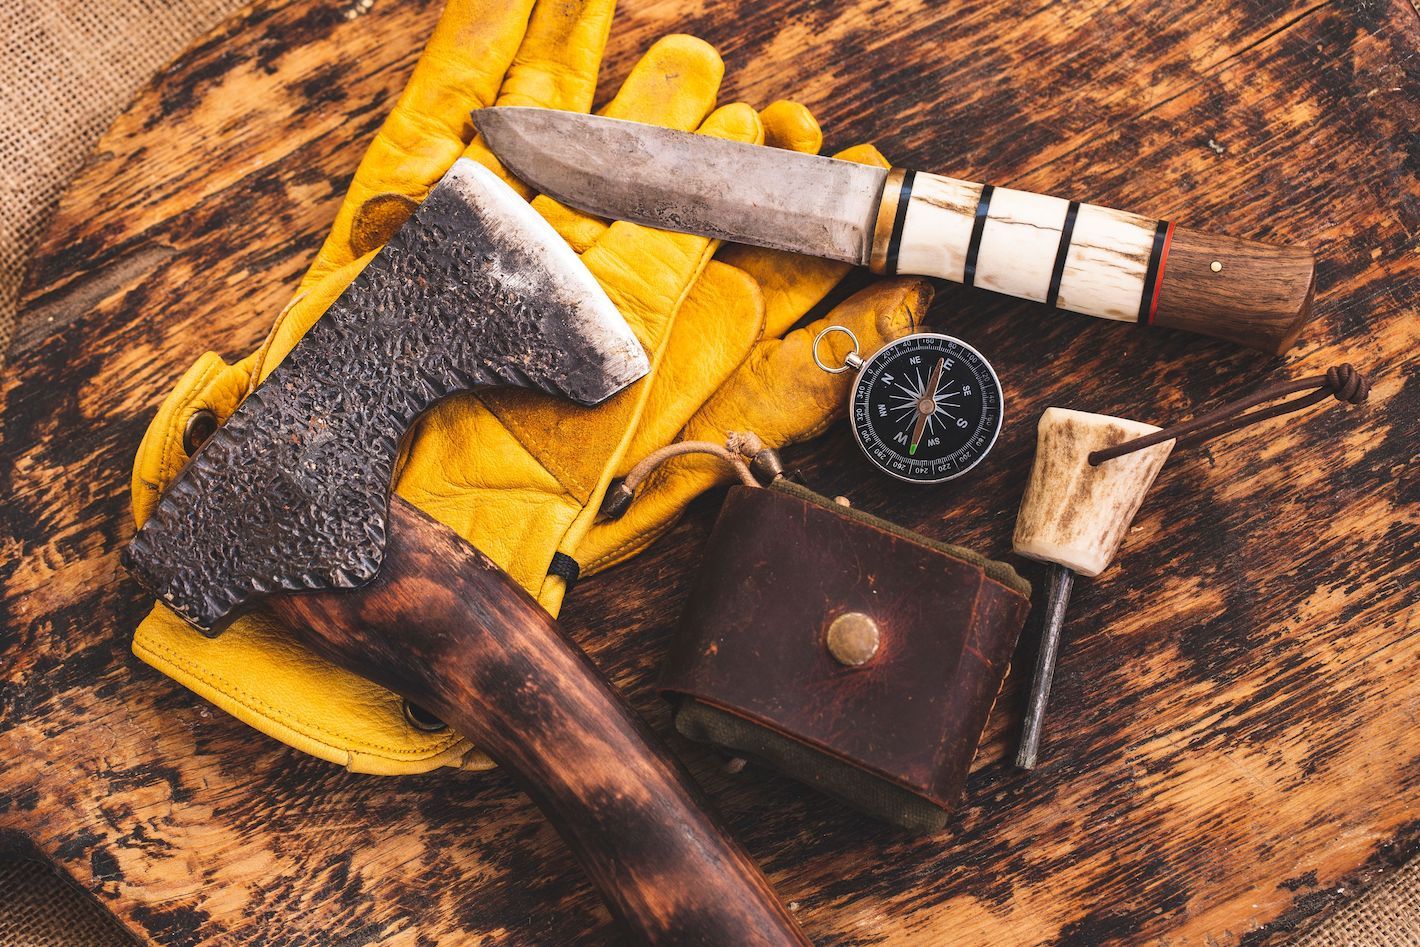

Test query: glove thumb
[578,277,931,575]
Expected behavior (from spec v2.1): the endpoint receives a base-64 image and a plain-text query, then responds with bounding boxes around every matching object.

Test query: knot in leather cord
[1326,363,1370,404]
[1089,363,1371,466]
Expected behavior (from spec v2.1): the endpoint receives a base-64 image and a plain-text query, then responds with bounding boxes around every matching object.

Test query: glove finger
[394,108,760,594]
[610,260,765,479]
[578,278,931,576]
[571,264,758,572]
[601,34,724,127]
[481,102,764,504]
[532,34,726,250]
[573,102,801,573]
[759,99,822,153]
[573,101,763,344]
[349,0,619,257]
[690,276,928,446]
[716,141,892,338]
[604,97,817,457]
[461,0,618,198]
[572,101,803,563]
[298,0,538,291]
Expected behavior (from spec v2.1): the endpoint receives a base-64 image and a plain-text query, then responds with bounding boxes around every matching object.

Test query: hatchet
[474,108,1316,354]
[122,159,810,946]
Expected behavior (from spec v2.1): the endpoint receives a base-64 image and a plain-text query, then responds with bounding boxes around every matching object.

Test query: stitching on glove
[247,289,313,390]
[583,522,674,574]
[133,635,466,759]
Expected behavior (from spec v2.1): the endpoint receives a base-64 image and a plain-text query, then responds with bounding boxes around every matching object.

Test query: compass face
[849,333,1003,483]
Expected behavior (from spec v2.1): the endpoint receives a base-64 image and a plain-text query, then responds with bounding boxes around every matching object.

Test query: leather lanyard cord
[601,432,777,520]
[626,438,763,490]
[1089,363,1370,466]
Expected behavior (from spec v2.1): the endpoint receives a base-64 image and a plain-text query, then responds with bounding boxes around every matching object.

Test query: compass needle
[907,356,946,456]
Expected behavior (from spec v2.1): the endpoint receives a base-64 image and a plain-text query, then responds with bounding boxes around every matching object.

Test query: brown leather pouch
[661,480,1031,832]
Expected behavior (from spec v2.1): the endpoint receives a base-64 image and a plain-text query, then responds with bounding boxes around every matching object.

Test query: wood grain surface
[2,0,1417,944]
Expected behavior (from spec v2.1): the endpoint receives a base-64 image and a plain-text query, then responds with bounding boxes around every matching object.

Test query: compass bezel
[847,332,1004,484]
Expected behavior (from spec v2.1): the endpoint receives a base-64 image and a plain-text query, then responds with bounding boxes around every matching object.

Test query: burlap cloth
[0,0,1414,943]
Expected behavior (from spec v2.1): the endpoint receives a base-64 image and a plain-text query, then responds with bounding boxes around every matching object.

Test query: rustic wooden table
[2,0,1416,943]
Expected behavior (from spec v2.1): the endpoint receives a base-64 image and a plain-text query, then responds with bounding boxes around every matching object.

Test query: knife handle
[869,169,1315,353]
[268,495,809,947]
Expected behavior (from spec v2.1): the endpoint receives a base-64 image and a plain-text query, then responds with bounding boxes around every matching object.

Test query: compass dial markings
[849,332,1004,483]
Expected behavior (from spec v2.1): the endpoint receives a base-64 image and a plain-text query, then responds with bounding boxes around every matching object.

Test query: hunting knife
[473,107,1316,354]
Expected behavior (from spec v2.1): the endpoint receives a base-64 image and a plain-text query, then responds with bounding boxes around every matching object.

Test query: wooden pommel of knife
[122,159,809,947]
[474,107,1316,354]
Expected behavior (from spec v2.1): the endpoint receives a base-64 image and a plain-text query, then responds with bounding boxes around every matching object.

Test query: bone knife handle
[868,169,1316,353]
[268,495,810,947]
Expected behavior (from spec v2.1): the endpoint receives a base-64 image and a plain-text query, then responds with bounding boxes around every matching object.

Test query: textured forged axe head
[123,159,648,635]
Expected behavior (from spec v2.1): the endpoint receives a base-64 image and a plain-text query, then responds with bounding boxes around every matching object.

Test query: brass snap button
[182,408,218,454]
[826,612,880,667]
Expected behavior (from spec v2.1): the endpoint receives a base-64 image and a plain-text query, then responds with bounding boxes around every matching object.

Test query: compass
[813,329,1004,484]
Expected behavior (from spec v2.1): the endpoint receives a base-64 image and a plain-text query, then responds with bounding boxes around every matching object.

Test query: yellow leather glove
[130,0,760,773]
[569,133,928,575]
[128,0,929,776]
[576,276,930,575]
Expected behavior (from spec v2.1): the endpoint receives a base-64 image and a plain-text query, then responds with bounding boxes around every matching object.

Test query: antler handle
[871,169,1315,353]
[269,495,809,947]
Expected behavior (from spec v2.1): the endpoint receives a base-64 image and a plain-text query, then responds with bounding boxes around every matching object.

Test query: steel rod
[1016,563,1075,770]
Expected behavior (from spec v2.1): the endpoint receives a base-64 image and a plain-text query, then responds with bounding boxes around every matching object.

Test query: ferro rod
[1016,563,1076,770]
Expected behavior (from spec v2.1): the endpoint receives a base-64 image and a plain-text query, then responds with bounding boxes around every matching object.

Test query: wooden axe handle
[268,495,809,946]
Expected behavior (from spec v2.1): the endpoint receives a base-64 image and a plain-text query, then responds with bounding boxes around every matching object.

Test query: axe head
[123,158,648,634]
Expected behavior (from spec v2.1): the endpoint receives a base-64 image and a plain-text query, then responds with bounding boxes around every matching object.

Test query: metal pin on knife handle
[1017,563,1075,770]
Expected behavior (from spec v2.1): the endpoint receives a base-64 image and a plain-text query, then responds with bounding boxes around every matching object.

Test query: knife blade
[472,107,1316,354]
[474,105,887,263]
